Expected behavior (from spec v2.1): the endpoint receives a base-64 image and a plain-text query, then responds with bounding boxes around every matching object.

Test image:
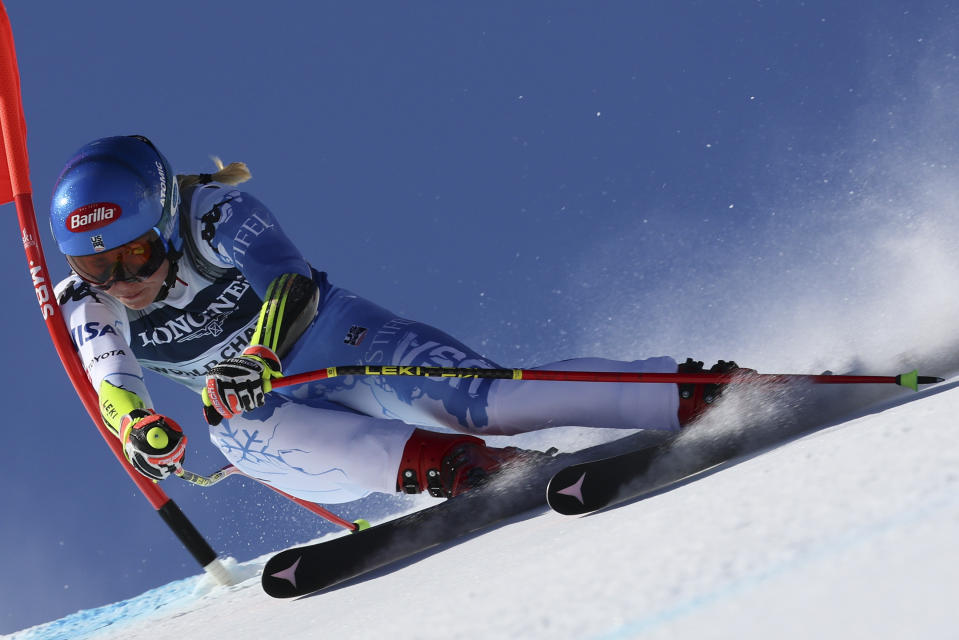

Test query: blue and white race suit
[56,183,679,503]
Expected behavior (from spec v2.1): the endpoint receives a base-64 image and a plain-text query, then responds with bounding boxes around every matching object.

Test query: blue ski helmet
[50,135,180,258]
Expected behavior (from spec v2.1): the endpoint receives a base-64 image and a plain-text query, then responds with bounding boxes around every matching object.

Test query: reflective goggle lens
[66,230,167,288]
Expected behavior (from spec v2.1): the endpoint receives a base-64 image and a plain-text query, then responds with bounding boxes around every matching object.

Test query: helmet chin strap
[153,203,188,304]
[153,247,183,303]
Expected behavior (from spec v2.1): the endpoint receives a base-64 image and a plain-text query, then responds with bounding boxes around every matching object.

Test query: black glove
[121,410,187,481]
[203,346,282,425]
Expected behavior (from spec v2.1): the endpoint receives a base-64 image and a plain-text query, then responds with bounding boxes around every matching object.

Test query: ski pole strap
[273,366,943,392]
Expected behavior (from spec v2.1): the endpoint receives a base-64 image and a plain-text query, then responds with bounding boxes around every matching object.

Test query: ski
[546,435,742,515]
[261,431,668,598]
[545,383,918,515]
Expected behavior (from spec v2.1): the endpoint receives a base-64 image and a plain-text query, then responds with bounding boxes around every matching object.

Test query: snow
[9,378,958,640]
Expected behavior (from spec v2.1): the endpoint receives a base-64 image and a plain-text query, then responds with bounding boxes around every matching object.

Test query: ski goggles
[66,229,168,289]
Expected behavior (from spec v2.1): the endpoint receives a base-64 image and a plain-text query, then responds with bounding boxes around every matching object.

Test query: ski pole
[177,464,242,487]
[182,364,943,535]
[177,465,369,532]
[270,365,944,392]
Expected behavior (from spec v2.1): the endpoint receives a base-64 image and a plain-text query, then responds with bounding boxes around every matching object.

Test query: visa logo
[70,321,120,347]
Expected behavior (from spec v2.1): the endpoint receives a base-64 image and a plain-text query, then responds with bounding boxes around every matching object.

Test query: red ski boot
[397,428,526,498]
[676,358,755,426]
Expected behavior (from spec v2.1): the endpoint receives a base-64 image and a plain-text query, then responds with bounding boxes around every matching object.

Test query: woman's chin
[112,289,154,309]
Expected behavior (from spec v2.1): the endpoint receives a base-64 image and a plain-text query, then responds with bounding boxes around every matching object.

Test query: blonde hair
[177,156,252,190]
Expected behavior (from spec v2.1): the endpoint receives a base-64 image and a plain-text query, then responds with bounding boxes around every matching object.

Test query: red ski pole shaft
[178,465,366,532]
[263,484,366,532]
[271,365,942,392]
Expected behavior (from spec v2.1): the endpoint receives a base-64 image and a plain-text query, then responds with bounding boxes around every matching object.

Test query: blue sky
[3,1,959,633]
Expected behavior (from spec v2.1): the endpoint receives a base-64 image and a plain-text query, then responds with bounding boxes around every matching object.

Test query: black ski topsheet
[546,434,742,515]
[262,431,667,598]
[544,378,934,515]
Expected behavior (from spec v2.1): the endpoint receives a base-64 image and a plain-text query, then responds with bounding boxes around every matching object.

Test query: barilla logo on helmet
[67,203,121,233]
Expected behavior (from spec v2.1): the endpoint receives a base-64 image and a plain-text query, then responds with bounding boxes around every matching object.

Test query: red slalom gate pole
[0,3,233,585]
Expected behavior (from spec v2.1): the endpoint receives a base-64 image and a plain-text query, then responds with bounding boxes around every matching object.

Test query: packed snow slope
[9,374,958,640]
[6,3,959,634]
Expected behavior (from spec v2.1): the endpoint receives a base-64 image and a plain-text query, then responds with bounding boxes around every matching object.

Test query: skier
[51,135,742,504]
